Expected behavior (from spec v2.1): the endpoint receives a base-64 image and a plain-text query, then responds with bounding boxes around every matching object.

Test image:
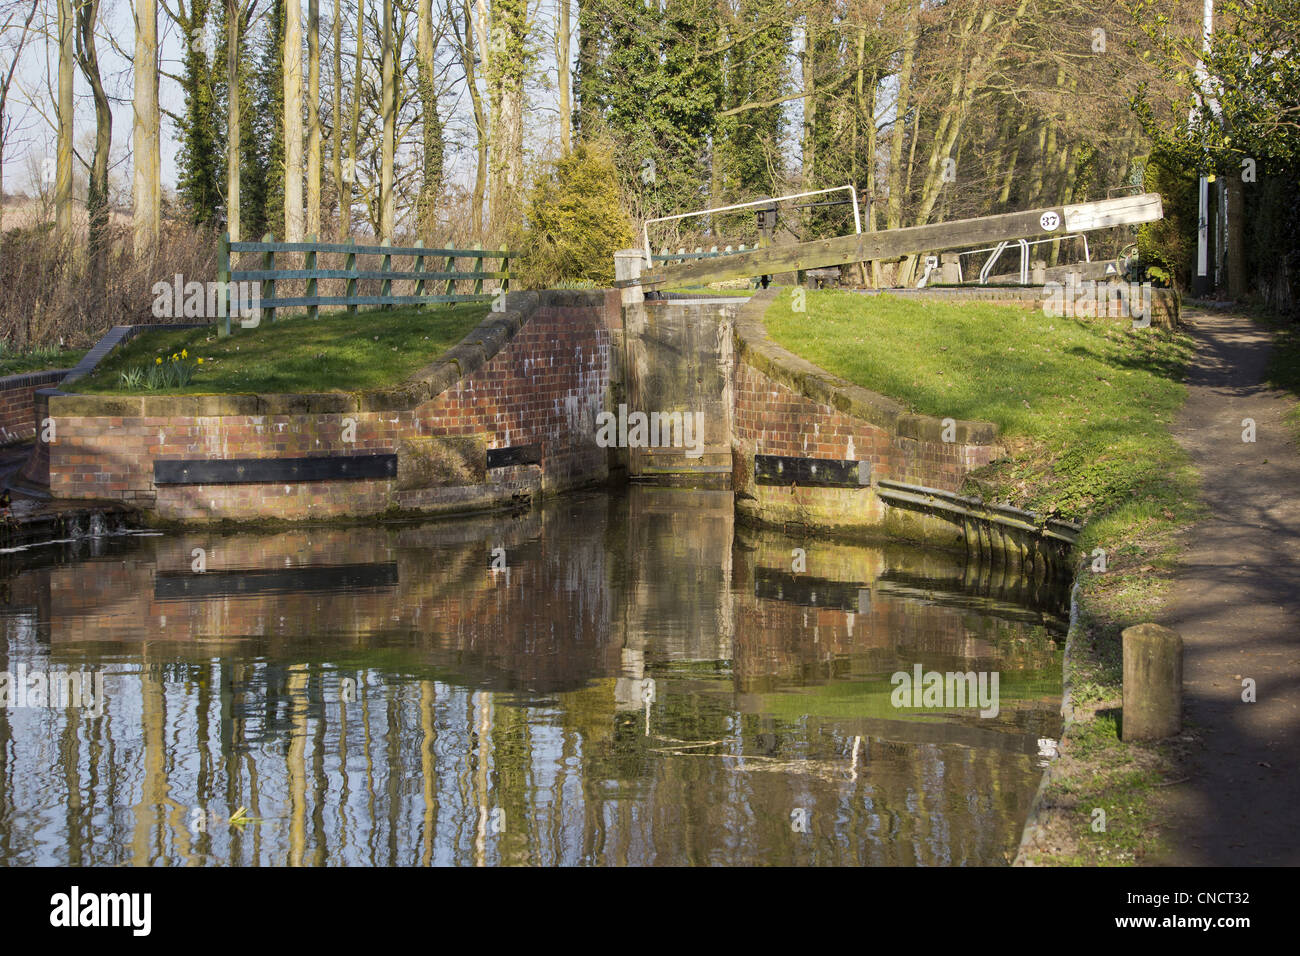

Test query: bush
[514,140,635,289]
[0,219,217,350]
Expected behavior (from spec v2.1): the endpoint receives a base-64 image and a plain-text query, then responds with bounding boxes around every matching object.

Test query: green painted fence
[216,232,513,335]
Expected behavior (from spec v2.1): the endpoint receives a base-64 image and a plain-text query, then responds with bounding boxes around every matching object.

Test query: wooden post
[499,243,510,295]
[1122,623,1183,741]
[305,235,318,320]
[381,242,392,310]
[217,231,232,337]
[413,238,426,309]
[472,243,484,299]
[345,245,358,314]
[614,249,643,307]
[442,246,457,308]
[261,233,276,325]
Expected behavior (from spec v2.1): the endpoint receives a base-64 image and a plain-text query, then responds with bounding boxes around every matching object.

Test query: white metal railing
[960,233,1092,285]
[642,185,862,265]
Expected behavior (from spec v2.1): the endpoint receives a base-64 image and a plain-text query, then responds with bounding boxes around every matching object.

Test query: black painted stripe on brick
[155,562,398,599]
[154,454,397,485]
[486,444,541,469]
[754,454,869,488]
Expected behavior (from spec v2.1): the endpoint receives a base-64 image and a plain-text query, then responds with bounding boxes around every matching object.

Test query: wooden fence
[216,233,513,335]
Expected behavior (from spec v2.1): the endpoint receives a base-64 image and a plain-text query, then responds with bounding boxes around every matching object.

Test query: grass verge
[764,288,1202,864]
[73,303,488,395]
[0,345,84,376]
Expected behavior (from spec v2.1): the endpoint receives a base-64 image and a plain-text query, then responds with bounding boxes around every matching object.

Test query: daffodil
[197,358,204,365]
[155,357,162,365]
[181,349,188,359]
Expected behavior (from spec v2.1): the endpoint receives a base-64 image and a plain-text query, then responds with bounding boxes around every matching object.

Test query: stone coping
[41,291,585,418]
[733,286,999,446]
[0,368,74,390]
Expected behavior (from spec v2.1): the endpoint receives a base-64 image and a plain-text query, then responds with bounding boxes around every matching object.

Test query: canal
[0,487,1065,865]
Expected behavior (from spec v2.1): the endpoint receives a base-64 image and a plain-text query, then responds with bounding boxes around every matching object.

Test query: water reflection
[0,487,1065,866]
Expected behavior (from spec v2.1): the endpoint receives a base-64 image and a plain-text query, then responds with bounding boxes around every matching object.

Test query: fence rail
[216,232,513,335]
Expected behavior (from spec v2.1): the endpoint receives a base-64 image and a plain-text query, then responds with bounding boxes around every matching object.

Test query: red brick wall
[733,360,997,492]
[46,298,617,520]
[0,370,66,446]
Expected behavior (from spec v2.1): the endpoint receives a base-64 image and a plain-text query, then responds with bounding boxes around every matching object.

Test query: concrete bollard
[615,248,645,308]
[1031,259,1047,284]
[1121,623,1183,740]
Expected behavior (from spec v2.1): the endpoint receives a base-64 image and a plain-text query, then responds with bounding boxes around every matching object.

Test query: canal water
[0,487,1065,866]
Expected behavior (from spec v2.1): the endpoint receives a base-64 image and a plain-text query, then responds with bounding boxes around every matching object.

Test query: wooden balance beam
[620,193,1163,292]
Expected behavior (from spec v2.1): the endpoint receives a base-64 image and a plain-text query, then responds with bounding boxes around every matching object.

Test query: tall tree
[0,0,39,236]
[133,0,162,255]
[307,0,321,237]
[487,0,525,237]
[415,0,443,236]
[331,0,344,237]
[170,0,222,224]
[344,0,363,237]
[284,0,304,240]
[56,0,74,234]
[379,0,394,240]
[557,0,570,153]
[74,0,111,285]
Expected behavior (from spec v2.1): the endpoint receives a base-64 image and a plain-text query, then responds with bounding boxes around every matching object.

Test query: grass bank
[764,288,1200,864]
[73,303,488,396]
[0,344,84,376]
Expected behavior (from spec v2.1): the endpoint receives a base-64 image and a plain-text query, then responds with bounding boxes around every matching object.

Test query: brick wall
[730,289,1000,537]
[0,370,68,446]
[44,292,619,521]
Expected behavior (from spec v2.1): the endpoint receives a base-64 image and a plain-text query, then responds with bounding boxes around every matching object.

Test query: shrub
[514,140,635,289]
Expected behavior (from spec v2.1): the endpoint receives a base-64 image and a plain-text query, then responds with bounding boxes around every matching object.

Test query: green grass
[74,303,488,395]
[765,288,1198,525]
[1258,311,1300,441]
[0,345,84,376]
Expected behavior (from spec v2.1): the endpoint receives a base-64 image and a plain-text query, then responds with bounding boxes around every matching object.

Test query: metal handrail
[642,185,862,265]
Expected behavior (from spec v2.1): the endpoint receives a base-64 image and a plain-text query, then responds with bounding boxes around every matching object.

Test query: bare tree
[133,0,161,255]
[0,0,39,235]
[308,0,321,237]
[285,0,304,240]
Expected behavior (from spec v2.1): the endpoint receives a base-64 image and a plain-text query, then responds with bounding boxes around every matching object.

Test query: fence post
[472,243,484,299]
[442,245,457,308]
[305,235,318,320]
[346,245,358,314]
[413,239,426,310]
[217,231,232,337]
[261,233,276,325]
[381,242,393,310]
[499,243,510,296]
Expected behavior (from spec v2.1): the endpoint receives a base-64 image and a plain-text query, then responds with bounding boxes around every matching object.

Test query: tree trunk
[487,0,524,239]
[132,0,161,256]
[284,0,304,241]
[380,0,395,241]
[462,0,488,238]
[1226,168,1246,299]
[56,0,75,235]
[884,0,918,230]
[226,0,241,240]
[331,0,343,239]
[558,0,570,154]
[800,15,815,191]
[417,0,443,238]
[307,0,321,239]
[75,0,111,291]
[345,0,362,238]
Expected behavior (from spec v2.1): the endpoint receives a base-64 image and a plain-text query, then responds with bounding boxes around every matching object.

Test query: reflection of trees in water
[0,489,1057,865]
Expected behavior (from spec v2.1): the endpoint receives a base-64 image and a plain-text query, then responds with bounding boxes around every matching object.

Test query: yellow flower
[181,349,188,359]
[197,358,204,365]
[155,357,162,365]
[171,353,179,362]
